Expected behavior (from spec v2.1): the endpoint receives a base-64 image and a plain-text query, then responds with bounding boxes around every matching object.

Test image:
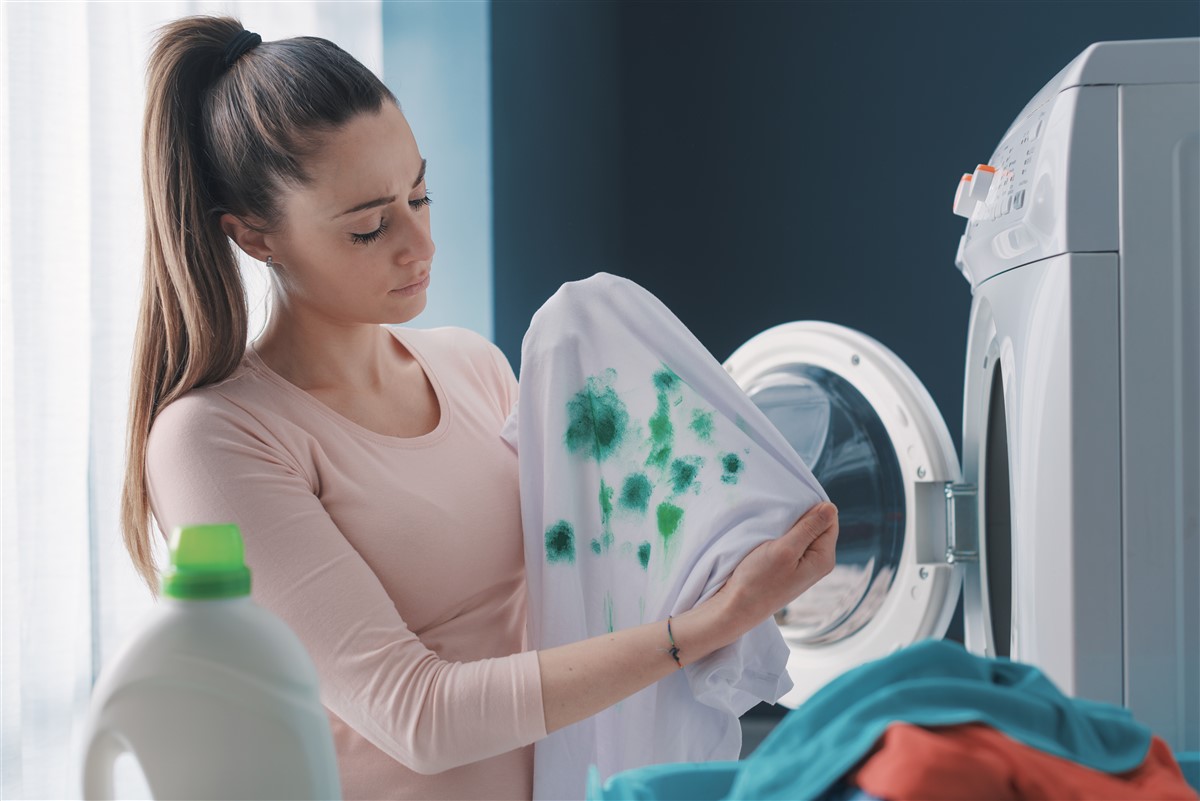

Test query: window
[1,4,384,798]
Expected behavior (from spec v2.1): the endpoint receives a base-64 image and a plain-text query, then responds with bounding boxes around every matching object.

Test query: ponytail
[121,14,395,597]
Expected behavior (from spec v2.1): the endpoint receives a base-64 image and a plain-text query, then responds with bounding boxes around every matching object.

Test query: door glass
[985,368,1013,657]
[745,365,906,645]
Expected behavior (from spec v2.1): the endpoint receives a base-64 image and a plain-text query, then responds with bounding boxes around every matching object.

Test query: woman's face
[265,102,435,326]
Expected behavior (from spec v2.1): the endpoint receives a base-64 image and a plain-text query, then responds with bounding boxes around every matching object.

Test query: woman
[120,15,839,800]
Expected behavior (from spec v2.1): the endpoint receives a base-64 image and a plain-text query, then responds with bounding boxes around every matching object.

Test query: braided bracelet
[666,616,683,669]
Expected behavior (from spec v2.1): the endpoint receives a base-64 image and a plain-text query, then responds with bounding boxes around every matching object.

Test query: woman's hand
[713,501,840,632]
[538,500,838,734]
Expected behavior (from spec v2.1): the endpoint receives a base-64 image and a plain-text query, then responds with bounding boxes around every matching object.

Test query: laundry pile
[588,639,1200,801]
[501,273,828,800]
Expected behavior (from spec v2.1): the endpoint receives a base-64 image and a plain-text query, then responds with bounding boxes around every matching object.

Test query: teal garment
[589,640,1154,801]
[587,761,739,801]
[587,766,883,801]
[736,639,1151,800]
[1179,753,1200,791]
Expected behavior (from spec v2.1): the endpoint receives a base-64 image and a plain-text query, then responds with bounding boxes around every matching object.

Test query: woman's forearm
[537,590,748,735]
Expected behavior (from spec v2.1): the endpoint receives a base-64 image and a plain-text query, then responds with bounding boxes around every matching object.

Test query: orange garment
[851,722,1198,801]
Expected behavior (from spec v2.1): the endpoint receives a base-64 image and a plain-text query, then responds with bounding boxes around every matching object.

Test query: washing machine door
[724,321,970,706]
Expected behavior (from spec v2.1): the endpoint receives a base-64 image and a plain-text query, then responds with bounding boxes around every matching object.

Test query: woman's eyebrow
[332,158,427,219]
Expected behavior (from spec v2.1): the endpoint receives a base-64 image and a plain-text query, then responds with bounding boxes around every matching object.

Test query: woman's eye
[350,219,389,246]
[349,192,432,245]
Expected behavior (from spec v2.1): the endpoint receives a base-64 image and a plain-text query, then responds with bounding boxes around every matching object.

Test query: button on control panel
[952,108,1046,222]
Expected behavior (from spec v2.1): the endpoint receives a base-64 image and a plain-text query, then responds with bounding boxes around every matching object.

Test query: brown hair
[122,15,397,597]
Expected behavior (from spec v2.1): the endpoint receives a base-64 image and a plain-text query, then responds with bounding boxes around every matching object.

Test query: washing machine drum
[724,321,982,705]
[750,364,907,645]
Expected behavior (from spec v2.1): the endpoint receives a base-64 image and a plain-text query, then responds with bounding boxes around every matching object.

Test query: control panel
[953,106,1047,226]
[953,82,1119,290]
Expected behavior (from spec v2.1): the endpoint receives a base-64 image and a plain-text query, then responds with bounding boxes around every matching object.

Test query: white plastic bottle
[80,523,341,800]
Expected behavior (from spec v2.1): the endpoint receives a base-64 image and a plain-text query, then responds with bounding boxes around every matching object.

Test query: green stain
[620,473,653,514]
[604,592,614,633]
[657,502,684,541]
[645,366,683,471]
[599,479,614,525]
[564,375,629,462]
[646,392,674,470]
[721,452,744,485]
[591,531,613,554]
[545,521,576,564]
[690,409,714,441]
[637,541,651,570]
[652,366,681,393]
[669,456,704,495]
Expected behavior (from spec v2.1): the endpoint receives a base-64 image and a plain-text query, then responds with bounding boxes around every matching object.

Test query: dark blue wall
[492,0,1198,453]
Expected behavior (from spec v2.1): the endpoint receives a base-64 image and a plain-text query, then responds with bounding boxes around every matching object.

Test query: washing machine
[723,38,1199,757]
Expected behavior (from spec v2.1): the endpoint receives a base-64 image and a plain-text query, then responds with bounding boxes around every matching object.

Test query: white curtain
[0,3,382,798]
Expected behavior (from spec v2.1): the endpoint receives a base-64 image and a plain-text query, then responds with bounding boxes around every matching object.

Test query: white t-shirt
[501,273,827,800]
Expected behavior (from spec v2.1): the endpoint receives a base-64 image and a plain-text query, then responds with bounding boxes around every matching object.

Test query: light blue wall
[383,0,492,340]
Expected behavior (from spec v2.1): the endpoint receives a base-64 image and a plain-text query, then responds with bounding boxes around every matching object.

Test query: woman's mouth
[391,273,430,296]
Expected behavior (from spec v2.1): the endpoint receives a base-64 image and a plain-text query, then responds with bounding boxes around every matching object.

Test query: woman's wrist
[539,593,747,733]
[669,585,755,667]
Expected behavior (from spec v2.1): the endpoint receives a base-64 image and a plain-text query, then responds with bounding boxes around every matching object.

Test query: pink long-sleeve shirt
[145,325,547,800]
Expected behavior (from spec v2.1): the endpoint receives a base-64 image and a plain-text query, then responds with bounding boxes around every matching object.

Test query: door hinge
[944,483,979,563]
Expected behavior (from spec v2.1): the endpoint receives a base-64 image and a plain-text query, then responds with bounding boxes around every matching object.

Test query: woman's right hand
[711,501,840,636]
[538,500,838,734]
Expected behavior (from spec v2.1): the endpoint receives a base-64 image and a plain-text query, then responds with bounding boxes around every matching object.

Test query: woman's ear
[219,213,272,263]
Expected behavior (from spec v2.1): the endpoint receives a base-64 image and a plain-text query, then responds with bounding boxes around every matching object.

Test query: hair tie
[222,29,262,71]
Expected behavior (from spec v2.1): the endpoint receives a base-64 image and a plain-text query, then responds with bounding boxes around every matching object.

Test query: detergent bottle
[80,524,341,800]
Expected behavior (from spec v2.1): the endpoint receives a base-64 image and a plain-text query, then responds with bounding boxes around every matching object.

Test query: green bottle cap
[161,524,252,599]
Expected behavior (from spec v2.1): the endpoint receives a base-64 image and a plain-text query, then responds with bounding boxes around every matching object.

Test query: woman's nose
[392,212,436,264]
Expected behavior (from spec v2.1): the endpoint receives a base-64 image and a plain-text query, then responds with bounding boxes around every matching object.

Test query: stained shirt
[500,273,827,800]
[145,325,546,801]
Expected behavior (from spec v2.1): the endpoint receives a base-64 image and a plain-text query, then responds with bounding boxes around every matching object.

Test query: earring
[266,255,275,268]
